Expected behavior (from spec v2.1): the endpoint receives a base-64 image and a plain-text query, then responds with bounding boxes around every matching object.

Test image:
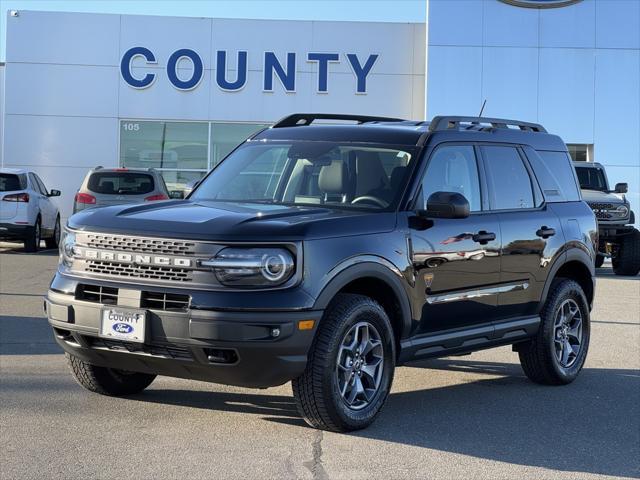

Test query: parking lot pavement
[1,248,638,479]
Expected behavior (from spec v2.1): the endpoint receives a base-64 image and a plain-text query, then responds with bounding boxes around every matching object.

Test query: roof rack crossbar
[272,113,405,128]
[429,116,547,133]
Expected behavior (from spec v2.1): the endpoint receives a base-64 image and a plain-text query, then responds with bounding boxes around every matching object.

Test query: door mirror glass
[614,182,628,194]
[421,191,470,219]
[48,189,61,197]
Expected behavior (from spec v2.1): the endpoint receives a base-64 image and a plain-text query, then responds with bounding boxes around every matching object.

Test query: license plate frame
[100,308,147,343]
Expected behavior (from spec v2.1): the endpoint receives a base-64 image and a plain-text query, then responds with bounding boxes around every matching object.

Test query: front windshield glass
[191,141,415,210]
[575,166,607,192]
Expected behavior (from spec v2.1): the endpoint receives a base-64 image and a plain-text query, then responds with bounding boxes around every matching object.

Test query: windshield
[191,142,415,210]
[575,166,608,192]
[88,172,155,195]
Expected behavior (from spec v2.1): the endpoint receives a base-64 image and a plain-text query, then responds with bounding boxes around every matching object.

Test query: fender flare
[313,258,413,338]
[539,246,595,310]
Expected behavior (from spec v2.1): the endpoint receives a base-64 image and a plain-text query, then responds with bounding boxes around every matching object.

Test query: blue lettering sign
[307,53,340,93]
[346,54,378,94]
[167,48,203,91]
[120,46,156,89]
[216,51,248,91]
[264,52,296,92]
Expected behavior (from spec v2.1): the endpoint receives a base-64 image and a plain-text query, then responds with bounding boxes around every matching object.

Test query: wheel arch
[313,260,413,345]
[541,248,595,310]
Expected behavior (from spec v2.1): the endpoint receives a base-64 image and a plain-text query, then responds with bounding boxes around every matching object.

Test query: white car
[0,168,62,252]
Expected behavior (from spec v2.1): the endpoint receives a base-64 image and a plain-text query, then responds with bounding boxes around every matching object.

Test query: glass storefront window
[120,120,269,192]
[210,123,269,166]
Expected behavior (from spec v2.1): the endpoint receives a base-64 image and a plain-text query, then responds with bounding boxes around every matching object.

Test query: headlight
[612,205,630,218]
[202,247,295,287]
[59,229,76,267]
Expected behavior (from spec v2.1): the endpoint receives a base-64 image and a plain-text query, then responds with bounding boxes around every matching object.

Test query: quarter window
[482,146,535,210]
[421,145,482,212]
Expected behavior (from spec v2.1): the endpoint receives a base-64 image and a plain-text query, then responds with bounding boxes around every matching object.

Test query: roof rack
[272,113,405,128]
[429,116,547,133]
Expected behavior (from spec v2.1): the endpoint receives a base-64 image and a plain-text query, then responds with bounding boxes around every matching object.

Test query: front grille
[86,260,192,282]
[85,234,196,256]
[88,337,192,360]
[141,291,190,311]
[589,202,615,210]
[595,211,613,220]
[76,284,118,305]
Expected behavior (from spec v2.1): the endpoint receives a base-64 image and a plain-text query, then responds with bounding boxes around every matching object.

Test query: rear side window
[481,146,536,210]
[526,149,581,202]
[87,172,155,195]
[0,174,26,192]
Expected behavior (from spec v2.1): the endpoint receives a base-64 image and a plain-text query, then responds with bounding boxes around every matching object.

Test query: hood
[580,189,626,205]
[67,200,396,241]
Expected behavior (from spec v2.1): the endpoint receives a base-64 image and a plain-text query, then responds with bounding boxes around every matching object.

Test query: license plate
[100,308,146,343]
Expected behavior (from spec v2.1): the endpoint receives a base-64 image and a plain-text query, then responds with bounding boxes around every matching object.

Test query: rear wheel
[612,229,640,276]
[66,353,156,396]
[23,217,41,252]
[292,294,395,432]
[518,279,590,385]
[45,215,61,249]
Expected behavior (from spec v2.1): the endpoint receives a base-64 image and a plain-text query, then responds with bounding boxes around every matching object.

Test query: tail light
[144,194,169,202]
[2,193,29,202]
[75,192,96,204]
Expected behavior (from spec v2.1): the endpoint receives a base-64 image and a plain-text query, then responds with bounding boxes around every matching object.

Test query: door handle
[472,230,496,245]
[536,226,556,239]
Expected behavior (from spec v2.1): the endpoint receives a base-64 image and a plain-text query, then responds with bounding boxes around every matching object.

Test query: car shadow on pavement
[130,358,639,478]
[596,268,640,281]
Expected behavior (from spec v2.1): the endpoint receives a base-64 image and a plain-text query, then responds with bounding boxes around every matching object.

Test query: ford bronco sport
[46,114,597,432]
[573,161,639,276]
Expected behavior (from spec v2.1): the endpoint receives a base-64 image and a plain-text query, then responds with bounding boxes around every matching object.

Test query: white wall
[427,0,640,225]
[0,63,4,166]
[2,10,426,220]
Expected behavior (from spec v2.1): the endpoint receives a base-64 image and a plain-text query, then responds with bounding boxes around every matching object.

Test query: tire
[594,254,605,268]
[66,353,156,396]
[292,293,396,432]
[23,216,41,252]
[612,229,640,276]
[45,215,61,249]
[518,279,590,385]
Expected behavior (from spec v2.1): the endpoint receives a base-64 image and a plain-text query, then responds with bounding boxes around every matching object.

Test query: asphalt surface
[1,242,638,479]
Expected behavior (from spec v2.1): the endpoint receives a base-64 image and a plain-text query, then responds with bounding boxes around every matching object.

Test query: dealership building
[0,1,639,222]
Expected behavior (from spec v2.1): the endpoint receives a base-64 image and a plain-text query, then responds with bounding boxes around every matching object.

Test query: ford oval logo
[112,323,134,334]
[499,0,583,8]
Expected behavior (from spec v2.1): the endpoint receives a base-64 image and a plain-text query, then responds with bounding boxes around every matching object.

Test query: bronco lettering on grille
[75,247,192,268]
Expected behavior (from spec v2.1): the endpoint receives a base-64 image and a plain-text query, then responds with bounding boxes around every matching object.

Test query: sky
[0,0,426,61]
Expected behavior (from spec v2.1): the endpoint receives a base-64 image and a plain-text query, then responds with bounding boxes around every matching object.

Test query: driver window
[421,145,482,212]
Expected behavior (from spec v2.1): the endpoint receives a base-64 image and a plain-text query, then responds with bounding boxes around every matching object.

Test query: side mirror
[169,190,185,199]
[48,189,61,197]
[614,183,628,194]
[419,191,470,219]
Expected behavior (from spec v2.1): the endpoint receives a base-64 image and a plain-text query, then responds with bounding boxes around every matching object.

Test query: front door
[408,144,502,334]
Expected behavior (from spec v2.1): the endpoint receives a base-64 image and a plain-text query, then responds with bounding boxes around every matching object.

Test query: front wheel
[66,353,156,396]
[45,216,61,249]
[518,279,590,385]
[292,294,396,432]
[612,229,640,276]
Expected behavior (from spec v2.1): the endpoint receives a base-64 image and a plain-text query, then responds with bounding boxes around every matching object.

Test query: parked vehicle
[573,162,639,275]
[47,114,597,432]
[0,168,61,252]
[73,167,170,213]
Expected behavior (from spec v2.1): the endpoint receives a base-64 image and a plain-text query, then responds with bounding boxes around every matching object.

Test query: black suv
[46,114,597,432]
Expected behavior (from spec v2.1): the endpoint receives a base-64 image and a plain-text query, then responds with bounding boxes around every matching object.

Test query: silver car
[73,167,170,213]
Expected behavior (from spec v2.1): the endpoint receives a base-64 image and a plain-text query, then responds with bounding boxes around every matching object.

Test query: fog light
[271,327,281,338]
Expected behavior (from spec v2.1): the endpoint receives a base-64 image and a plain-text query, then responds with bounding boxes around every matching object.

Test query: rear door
[479,145,565,319]
[28,173,53,228]
[409,143,502,334]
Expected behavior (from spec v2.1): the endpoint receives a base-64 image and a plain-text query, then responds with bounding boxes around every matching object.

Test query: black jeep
[46,114,597,432]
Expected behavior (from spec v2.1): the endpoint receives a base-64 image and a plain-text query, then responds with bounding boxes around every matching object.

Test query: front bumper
[0,222,29,239]
[45,289,323,388]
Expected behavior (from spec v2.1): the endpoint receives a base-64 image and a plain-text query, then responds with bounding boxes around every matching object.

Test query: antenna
[478,99,487,117]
